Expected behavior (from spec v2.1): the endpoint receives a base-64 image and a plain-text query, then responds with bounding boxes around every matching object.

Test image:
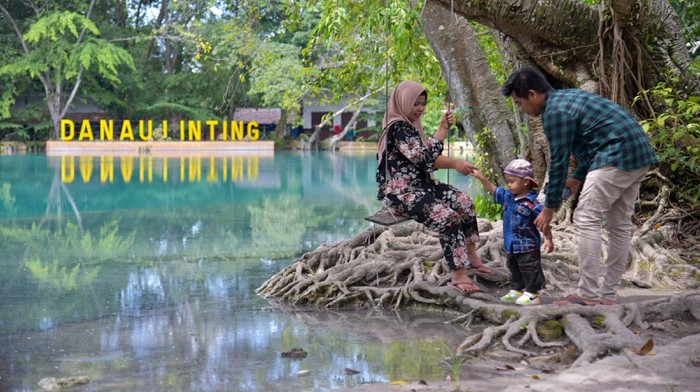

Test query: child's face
[505,174,531,196]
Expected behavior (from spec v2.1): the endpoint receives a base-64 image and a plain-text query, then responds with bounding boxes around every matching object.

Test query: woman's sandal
[448,280,481,294]
[466,263,493,275]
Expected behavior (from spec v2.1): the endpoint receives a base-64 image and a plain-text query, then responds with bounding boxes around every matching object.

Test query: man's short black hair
[502,67,554,98]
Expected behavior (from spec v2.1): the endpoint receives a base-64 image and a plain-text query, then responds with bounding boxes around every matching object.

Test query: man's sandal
[553,294,601,306]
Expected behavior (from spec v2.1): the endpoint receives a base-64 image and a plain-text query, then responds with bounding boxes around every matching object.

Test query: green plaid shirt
[542,89,658,208]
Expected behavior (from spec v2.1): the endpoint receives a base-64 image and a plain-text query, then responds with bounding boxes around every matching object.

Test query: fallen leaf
[296,370,311,376]
[690,357,700,366]
[418,380,428,385]
[344,368,360,375]
[531,374,540,380]
[390,380,407,385]
[496,364,516,371]
[633,338,654,355]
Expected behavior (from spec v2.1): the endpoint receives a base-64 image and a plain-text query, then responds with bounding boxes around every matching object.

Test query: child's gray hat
[504,159,539,188]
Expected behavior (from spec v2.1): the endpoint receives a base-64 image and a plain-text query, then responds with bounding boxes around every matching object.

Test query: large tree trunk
[421,1,517,183]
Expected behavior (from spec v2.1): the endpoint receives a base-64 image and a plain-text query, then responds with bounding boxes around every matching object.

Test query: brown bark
[145,0,169,61]
[421,1,517,181]
[428,0,697,101]
[257,222,700,366]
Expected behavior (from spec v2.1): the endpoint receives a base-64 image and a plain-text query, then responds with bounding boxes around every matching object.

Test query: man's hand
[543,238,554,253]
[535,207,554,231]
[565,178,583,194]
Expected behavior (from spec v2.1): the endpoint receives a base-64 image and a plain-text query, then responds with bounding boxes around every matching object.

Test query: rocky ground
[338,332,700,392]
[337,288,700,392]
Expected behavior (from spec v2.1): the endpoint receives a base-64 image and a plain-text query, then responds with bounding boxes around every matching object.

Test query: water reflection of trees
[270,304,471,382]
[0,153,378,339]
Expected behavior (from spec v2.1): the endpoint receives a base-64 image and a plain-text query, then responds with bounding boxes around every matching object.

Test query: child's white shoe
[515,291,541,306]
[500,290,522,303]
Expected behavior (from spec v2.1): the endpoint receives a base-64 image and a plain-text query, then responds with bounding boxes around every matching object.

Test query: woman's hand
[454,160,477,176]
[434,110,454,141]
[440,110,455,130]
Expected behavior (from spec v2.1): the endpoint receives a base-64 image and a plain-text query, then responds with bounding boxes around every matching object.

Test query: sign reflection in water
[57,155,261,184]
[0,151,479,391]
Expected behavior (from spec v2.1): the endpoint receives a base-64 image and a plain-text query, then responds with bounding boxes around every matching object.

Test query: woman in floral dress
[376,80,492,293]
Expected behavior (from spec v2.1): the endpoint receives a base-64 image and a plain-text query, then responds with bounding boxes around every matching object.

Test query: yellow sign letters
[60,119,260,141]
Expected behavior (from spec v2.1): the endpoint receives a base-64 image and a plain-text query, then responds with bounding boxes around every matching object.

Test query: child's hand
[543,239,554,253]
[471,169,484,180]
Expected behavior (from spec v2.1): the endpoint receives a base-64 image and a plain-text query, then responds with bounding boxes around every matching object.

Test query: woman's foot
[466,263,493,274]
[449,269,481,293]
[466,244,492,274]
[449,279,481,293]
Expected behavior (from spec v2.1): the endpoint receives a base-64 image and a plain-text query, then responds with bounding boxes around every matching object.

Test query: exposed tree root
[257,220,700,368]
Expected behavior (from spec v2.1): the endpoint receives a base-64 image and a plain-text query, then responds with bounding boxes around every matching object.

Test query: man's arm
[535,207,554,231]
[542,225,554,253]
[542,110,577,209]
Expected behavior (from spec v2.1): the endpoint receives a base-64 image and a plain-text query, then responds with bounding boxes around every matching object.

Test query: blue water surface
[0,150,481,391]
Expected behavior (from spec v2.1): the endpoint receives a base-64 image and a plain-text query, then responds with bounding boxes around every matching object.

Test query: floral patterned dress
[376,120,480,271]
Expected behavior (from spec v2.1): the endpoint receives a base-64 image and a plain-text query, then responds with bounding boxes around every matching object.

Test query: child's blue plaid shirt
[494,187,543,254]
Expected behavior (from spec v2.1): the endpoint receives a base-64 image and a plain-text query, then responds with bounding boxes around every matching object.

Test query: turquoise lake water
[0,151,482,391]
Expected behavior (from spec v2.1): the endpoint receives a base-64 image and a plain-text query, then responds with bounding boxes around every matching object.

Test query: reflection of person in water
[376,80,493,294]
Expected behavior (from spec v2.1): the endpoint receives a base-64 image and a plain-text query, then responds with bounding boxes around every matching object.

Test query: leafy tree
[0,1,135,140]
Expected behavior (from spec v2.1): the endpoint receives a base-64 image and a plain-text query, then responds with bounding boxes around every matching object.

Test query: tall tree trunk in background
[421,1,517,184]
[274,110,287,138]
[328,104,364,151]
[145,0,169,61]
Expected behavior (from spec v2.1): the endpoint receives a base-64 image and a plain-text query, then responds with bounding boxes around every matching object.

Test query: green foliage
[383,339,451,383]
[24,11,100,43]
[536,320,565,341]
[9,11,134,85]
[139,102,215,121]
[437,341,464,391]
[249,195,307,259]
[670,0,700,51]
[305,0,446,117]
[247,41,306,110]
[472,23,506,84]
[25,258,100,291]
[474,192,502,221]
[635,79,700,202]
[0,182,16,215]
[0,7,135,140]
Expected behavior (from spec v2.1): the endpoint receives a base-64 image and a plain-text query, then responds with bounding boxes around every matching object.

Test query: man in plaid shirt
[502,67,658,306]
